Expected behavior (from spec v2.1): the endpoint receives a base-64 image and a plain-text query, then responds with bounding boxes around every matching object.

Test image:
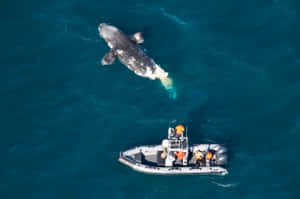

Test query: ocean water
[1,0,300,198]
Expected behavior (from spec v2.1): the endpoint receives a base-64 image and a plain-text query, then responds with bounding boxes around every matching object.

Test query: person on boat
[195,151,204,166]
[175,124,185,138]
[176,151,185,160]
[205,151,213,166]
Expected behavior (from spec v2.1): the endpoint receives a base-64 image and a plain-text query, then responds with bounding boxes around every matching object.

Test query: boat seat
[134,152,144,163]
[156,151,166,166]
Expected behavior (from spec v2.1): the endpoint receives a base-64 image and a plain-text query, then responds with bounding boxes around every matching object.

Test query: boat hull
[119,145,228,175]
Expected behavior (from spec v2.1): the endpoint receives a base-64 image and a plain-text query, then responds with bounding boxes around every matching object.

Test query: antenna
[186,125,188,138]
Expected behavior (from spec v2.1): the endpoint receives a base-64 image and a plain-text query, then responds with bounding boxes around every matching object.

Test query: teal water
[1,0,300,198]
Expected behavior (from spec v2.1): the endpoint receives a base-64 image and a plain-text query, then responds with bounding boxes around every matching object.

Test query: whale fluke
[101,49,117,65]
[130,32,144,44]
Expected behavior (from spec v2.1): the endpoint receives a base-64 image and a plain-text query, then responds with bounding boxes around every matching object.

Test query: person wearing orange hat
[205,151,213,166]
[175,124,185,138]
[206,152,213,160]
[195,151,204,167]
[175,151,185,160]
[194,151,203,160]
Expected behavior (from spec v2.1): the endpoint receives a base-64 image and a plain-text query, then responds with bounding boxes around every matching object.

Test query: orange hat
[194,151,203,160]
[175,124,185,134]
[206,152,213,160]
[176,151,185,160]
[160,152,167,159]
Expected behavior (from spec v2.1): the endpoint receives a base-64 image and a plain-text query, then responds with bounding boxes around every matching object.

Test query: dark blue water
[1,0,300,198]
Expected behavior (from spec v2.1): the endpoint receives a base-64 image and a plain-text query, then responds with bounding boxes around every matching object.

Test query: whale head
[98,23,120,48]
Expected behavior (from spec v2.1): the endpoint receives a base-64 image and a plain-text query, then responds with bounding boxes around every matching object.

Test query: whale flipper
[130,32,144,44]
[101,49,117,65]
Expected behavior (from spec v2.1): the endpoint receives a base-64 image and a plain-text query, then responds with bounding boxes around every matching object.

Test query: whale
[98,23,176,99]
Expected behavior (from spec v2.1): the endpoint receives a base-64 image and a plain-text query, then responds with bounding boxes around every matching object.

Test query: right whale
[98,23,177,99]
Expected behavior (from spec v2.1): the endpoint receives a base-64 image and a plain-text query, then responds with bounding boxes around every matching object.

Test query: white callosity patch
[144,66,156,80]
[98,23,118,48]
[99,24,118,39]
[133,32,144,43]
[107,42,113,48]
[128,57,136,66]
[116,49,124,55]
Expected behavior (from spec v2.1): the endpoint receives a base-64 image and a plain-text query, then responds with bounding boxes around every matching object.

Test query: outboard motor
[209,145,221,151]
[215,154,228,166]
[216,146,227,155]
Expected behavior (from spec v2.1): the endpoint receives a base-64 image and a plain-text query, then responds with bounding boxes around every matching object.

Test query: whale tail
[159,76,177,99]
[154,64,177,99]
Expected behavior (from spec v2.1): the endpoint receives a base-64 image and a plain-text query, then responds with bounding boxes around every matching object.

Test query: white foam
[211,181,236,188]
[160,8,187,25]
[153,64,177,99]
